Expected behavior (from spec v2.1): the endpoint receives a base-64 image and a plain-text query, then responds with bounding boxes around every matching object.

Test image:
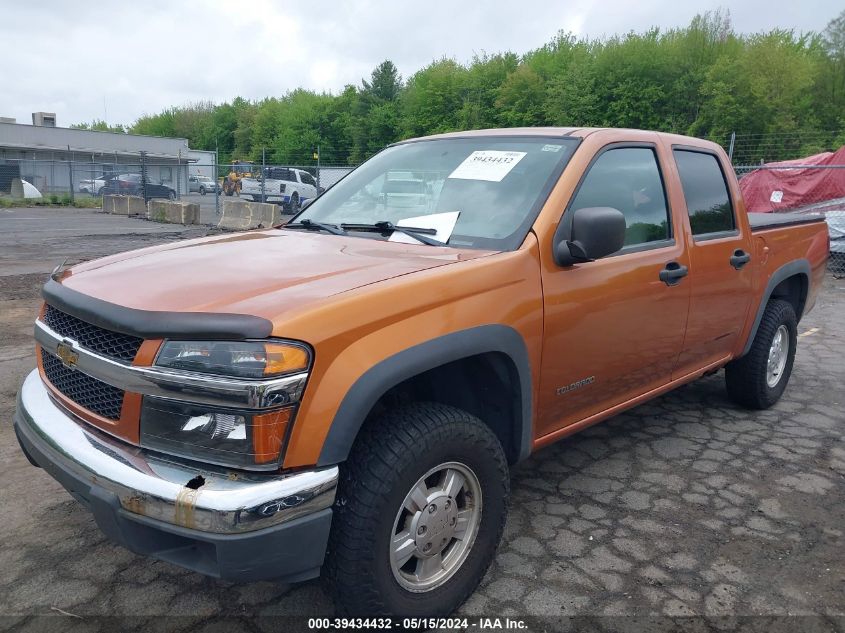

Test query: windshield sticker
[770,190,784,203]
[389,211,461,245]
[541,144,562,152]
[448,150,526,182]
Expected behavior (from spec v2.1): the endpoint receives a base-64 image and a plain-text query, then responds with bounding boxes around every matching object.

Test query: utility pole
[261,147,266,203]
[140,151,148,202]
[67,145,74,202]
[315,145,321,192]
[214,145,220,216]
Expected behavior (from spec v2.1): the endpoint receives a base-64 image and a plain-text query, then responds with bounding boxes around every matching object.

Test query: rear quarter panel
[733,220,829,356]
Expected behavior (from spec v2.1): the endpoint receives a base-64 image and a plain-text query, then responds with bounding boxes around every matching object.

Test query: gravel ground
[0,207,843,631]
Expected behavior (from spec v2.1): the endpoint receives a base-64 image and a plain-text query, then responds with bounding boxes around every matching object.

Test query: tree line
[74,9,845,166]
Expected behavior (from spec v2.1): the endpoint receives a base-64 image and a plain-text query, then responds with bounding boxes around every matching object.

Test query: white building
[0,114,200,195]
[188,149,217,178]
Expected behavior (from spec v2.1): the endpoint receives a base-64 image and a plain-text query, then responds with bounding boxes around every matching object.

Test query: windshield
[291,136,579,250]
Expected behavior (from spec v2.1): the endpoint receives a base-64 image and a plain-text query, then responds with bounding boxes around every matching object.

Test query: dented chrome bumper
[15,369,338,581]
[14,370,338,535]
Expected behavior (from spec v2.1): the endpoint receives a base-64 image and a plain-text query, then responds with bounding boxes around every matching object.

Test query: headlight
[140,397,291,470]
[156,340,310,378]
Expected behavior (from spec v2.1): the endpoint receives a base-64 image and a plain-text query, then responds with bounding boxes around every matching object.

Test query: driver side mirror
[554,206,626,267]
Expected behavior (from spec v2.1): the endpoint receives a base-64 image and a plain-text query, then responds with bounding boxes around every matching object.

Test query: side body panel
[735,221,830,356]
[661,140,756,376]
[281,236,546,468]
[534,132,691,438]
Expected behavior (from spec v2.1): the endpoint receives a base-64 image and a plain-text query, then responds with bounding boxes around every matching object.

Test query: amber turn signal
[252,408,292,463]
[263,343,310,376]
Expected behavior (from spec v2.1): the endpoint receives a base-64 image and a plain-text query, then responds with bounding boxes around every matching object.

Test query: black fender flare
[316,324,533,467]
[740,258,810,357]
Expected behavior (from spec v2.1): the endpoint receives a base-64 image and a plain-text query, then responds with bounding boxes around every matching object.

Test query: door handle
[730,249,751,270]
[659,261,688,286]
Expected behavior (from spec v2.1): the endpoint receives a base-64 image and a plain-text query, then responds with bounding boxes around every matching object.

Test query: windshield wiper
[340,221,445,246]
[284,219,346,236]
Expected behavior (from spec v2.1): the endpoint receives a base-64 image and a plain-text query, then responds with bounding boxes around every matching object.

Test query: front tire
[725,298,797,409]
[325,403,509,617]
[199,186,206,195]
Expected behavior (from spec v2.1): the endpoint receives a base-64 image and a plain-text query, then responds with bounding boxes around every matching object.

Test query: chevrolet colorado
[14,128,829,617]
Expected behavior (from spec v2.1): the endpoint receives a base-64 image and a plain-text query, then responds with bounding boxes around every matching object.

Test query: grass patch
[0,196,102,209]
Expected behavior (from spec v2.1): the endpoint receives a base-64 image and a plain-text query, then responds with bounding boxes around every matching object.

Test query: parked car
[240,167,318,211]
[100,173,176,200]
[78,176,108,195]
[14,128,830,618]
[189,175,217,195]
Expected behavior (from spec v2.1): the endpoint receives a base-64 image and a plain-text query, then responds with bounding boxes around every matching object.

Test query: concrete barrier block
[147,200,200,225]
[103,195,145,216]
[218,199,280,230]
[127,196,147,216]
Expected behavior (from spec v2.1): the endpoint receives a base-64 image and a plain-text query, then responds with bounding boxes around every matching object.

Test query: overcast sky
[1,0,839,128]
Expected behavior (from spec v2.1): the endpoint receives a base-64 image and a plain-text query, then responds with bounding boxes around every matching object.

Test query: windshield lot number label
[448,150,527,182]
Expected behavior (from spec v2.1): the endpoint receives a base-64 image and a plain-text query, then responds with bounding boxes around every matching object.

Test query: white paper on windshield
[448,150,526,182]
[388,211,461,245]
[770,190,784,203]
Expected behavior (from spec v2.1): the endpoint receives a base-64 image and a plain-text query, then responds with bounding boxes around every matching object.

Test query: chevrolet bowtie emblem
[56,341,79,368]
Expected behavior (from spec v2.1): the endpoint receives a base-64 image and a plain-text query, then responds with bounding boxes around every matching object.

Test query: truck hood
[58,229,494,323]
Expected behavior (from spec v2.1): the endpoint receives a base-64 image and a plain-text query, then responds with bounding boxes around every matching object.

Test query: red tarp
[738,146,845,213]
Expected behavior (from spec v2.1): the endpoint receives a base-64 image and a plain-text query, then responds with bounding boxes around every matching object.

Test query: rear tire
[324,402,509,617]
[725,298,797,409]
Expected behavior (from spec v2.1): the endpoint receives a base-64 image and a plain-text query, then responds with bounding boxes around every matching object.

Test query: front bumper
[14,369,338,582]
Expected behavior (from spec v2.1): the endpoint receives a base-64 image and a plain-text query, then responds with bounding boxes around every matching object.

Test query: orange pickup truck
[14,128,829,617]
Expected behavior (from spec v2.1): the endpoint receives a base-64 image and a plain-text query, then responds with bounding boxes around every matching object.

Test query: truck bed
[748,212,826,231]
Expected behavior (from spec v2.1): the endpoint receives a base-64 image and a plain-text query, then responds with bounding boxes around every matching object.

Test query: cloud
[0,0,838,127]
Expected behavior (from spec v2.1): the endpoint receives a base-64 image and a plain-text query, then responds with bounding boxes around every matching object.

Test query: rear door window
[673,150,736,236]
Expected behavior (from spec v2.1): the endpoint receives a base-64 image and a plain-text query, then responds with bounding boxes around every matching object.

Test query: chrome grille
[41,348,125,420]
[43,304,142,363]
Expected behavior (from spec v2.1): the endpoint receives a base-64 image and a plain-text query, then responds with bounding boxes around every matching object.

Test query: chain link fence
[0,154,355,223]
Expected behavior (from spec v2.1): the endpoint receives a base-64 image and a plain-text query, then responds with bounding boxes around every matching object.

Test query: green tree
[401,59,468,136]
[364,60,403,101]
[495,65,546,126]
[350,61,404,162]
[71,120,128,133]
[457,52,519,129]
